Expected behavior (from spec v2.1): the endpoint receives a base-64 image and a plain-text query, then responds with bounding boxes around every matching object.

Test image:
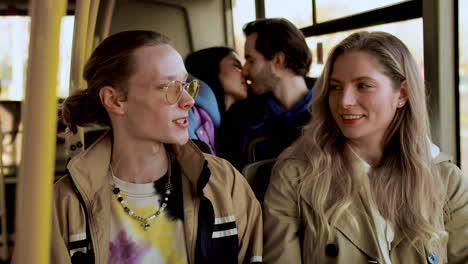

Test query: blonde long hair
[281,31,446,255]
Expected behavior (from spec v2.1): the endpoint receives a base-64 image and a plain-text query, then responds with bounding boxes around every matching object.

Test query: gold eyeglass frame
[158,79,200,104]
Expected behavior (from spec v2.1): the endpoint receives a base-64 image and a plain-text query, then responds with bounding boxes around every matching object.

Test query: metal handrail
[13,0,65,263]
[0,118,9,260]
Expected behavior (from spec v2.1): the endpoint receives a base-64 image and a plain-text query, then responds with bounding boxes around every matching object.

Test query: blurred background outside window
[0,16,73,101]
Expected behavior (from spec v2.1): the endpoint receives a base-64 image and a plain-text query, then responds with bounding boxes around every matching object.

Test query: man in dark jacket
[217,18,315,171]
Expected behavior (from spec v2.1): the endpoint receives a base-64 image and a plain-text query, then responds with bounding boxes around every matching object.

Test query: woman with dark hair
[263,31,467,263]
[185,47,248,114]
[49,30,262,263]
[184,47,248,154]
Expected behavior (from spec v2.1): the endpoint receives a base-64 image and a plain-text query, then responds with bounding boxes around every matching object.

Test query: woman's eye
[329,84,341,90]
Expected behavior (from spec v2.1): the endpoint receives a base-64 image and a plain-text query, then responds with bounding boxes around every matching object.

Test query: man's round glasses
[158,79,200,104]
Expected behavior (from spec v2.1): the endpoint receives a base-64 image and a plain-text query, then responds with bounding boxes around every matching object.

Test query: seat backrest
[242,158,275,205]
[246,136,272,164]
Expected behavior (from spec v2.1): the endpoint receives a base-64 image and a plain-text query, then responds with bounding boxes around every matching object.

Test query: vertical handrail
[86,0,101,59]
[70,0,90,95]
[67,0,91,156]
[100,0,116,40]
[312,0,317,25]
[13,0,65,262]
[255,0,265,19]
[0,118,8,260]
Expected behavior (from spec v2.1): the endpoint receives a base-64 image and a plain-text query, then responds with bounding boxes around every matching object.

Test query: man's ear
[397,80,408,108]
[99,86,125,115]
[272,51,286,71]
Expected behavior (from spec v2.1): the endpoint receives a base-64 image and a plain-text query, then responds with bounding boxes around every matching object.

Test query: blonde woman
[263,31,467,264]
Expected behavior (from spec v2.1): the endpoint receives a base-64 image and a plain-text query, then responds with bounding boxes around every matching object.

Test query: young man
[41,30,262,264]
[217,18,315,171]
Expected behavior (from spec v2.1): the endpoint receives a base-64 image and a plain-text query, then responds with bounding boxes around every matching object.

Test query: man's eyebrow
[153,74,188,86]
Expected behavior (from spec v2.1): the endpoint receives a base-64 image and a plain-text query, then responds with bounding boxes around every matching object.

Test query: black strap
[67,171,96,263]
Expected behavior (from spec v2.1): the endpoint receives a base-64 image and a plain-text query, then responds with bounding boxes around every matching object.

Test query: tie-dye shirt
[108,173,188,264]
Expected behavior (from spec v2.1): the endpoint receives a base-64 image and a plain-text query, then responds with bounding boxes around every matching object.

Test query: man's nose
[242,65,249,78]
[179,90,195,110]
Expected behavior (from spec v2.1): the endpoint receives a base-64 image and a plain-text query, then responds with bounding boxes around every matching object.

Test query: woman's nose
[341,88,357,108]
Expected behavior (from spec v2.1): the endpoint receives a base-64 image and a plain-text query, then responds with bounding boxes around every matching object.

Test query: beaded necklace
[110,156,173,231]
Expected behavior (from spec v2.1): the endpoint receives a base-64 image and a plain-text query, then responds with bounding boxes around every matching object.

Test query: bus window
[316,0,407,23]
[0,16,73,100]
[232,0,256,62]
[306,18,423,78]
[264,0,312,28]
[0,17,29,100]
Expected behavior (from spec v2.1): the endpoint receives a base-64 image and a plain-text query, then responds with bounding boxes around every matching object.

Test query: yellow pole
[100,0,116,40]
[0,118,8,260]
[14,0,65,263]
[86,0,101,59]
[67,0,90,156]
[70,0,90,95]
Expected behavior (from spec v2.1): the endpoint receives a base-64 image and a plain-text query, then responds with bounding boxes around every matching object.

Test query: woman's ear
[397,80,408,108]
[99,86,125,115]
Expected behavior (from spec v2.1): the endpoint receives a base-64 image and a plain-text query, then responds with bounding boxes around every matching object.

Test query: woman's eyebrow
[329,76,376,83]
[351,76,376,82]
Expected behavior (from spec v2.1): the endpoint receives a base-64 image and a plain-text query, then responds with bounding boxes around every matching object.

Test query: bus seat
[242,158,275,205]
[246,136,272,164]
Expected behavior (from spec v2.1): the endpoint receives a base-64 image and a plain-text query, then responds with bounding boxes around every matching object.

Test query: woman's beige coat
[263,152,467,264]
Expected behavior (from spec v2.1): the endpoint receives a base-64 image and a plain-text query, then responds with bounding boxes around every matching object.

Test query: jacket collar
[67,130,207,202]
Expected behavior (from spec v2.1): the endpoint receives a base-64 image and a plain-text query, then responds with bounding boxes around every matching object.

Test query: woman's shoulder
[434,153,467,198]
[269,157,310,188]
[434,153,463,179]
[274,157,309,175]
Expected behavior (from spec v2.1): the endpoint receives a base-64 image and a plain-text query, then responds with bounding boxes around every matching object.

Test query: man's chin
[251,86,267,95]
